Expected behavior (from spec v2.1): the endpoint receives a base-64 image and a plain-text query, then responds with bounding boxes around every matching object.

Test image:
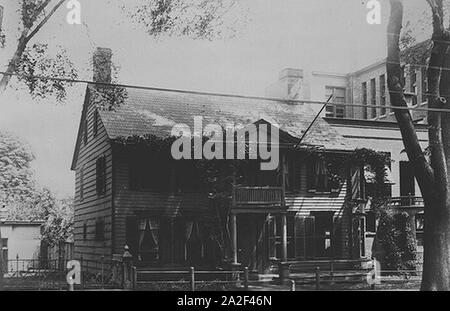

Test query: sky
[0,0,426,198]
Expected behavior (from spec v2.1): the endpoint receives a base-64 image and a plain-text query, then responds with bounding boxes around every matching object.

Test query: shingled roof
[94,86,352,151]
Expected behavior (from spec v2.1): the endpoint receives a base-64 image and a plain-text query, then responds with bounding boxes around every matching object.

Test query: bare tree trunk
[387,0,450,291]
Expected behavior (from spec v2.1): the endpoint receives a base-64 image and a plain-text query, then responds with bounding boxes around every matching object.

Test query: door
[400,161,415,205]
[311,212,335,258]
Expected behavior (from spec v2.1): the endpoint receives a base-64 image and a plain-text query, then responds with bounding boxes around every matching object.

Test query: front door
[311,212,335,258]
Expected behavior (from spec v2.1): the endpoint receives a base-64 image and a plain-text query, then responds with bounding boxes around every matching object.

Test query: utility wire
[1,70,450,114]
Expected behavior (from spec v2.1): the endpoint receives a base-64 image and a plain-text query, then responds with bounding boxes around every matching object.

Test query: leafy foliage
[41,195,74,246]
[125,0,248,40]
[0,131,74,245]
[0,131,36,208]
[375,207,417,272]
[15,43,78,102]
[20,0,47,29]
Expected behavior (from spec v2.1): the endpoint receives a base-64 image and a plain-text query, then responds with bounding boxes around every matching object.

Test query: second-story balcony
[231,186,287,214]
[390,196,424,210]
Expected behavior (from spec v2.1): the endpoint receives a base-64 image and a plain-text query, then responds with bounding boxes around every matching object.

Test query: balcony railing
[389,196,424,208]
[232,186,285,209]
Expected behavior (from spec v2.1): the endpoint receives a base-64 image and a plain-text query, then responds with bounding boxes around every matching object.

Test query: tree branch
[387,0,435,196]
[25,0,66,45]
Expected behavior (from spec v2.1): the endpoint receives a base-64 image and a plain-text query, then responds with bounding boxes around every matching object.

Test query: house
[0,207,43,274]
[265,42,431,257]
[71,48,390,273]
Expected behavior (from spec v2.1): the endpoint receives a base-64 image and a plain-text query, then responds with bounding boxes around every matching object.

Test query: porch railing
[232,186,285,208]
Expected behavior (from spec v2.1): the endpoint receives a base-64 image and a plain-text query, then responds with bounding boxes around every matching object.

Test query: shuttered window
[96,156,107,195]
[95,218,105,241]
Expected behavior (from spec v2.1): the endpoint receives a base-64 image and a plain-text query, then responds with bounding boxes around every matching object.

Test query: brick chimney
[265,68,304,100]
[92,47,112,84]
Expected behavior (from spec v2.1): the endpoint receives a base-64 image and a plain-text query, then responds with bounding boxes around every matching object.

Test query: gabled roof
[99,87,351,146]
[72,85,353,170]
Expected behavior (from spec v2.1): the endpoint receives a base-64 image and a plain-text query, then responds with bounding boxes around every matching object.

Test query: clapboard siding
[73,92,113,263]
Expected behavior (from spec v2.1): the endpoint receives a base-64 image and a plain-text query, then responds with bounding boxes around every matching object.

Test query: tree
[41,195,74,248]
[387,0,450,290]
[0,131,36,282]
[124,0,246,40]
[0,0,77,100]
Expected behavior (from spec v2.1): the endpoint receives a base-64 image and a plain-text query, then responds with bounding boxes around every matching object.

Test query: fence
[1,255,123,291]
[132,266,270,291]
[1,256,423,291]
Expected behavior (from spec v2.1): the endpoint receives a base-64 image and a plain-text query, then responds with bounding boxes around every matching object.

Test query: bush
[375,208,417,272]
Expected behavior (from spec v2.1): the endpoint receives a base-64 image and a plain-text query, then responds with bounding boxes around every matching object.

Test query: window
[416,214,424,232]
[79,165,85,201]
[1,238,7,270]
[93,110,99,138]
[362,82,368,119]
[307,157,330,192]
[325,87,346,118]
[0,5,4,31]
[176,161,203,192]
[379,74,387,116]
[129,153,170,191]
[138,217,160,262]
[410,66,418,105]
[83,118,88,145]
[286,155,302,192]
[83,223,87,241]
[370,78,377,119]
[366,211,377,233]
[421,67,428,100]
[96,156,107,195]
[95,218,105,241]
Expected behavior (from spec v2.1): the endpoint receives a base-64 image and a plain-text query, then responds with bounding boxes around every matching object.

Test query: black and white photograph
[0,0,449,296]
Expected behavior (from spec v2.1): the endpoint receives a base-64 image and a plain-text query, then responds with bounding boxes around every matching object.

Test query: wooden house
[71,48,382,273]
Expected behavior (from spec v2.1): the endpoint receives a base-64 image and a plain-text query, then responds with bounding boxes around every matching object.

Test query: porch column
[281,214,288,262]
[231,213,238,264]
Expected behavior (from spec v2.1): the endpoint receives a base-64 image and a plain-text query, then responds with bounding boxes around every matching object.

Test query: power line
[1,69,450,114]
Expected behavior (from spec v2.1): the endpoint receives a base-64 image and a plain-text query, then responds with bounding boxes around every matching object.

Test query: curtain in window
[185,221,194,241]
[138,218,147,261]
[149,218,159,247]
[315,158,328,191]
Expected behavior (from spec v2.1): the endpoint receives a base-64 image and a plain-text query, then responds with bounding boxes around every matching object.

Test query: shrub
[375,207,417,272]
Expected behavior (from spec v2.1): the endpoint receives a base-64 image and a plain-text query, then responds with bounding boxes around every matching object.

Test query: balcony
[231,186,287,214]
[389,196,424,211]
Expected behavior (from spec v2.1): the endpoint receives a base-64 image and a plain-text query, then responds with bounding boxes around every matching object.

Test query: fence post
[101,256,105,289]
[190,267,195,292]
[80,256,84,290]
[243,267,249,291]
[16,254,19,278]
[132,266,137,291]
[122,246,133,290]
[330,260,334,281]
[315,267,320,290]
[371,258,377,290]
